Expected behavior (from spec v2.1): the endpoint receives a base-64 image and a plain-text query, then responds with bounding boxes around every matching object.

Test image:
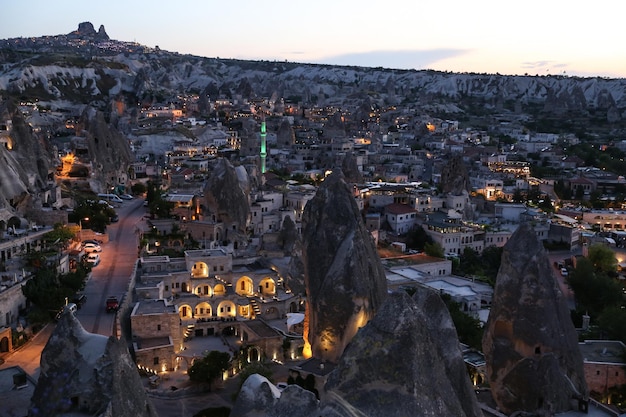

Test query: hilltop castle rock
[301,169,387,363]
[482,222,588,415]
[69,22,109,40]
[29,311,157,417]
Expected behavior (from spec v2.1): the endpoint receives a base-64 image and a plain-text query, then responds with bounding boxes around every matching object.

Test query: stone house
[422,211,485,255]
[131,249,304,371]
[131,300,181,373]
[384,203,418,235]
[579,340,626,399]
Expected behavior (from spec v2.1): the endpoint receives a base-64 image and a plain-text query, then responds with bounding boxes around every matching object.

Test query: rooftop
[244,319,282,339]
[0,366,36,417]
[579,340,626,365]
[134,299,177,315]
[292,357,336,377]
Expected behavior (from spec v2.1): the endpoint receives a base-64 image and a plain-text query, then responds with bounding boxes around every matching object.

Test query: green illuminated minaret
[260,118,267,174]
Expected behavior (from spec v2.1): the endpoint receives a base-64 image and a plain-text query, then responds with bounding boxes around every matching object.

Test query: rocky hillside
[0,24,625,126]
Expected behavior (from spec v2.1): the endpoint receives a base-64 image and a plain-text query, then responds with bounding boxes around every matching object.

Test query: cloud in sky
[315,49,468,71]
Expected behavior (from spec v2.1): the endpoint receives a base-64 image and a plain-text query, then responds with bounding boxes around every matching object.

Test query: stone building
[131,248,302,372]
[131,300,181,373]
[579,340,626,399]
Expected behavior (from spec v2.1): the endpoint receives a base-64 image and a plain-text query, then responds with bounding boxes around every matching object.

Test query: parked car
[83,242,102,253]
[86,253,100,266]
[55,303,77,320]
[72,294,87,309]
[120,194,133,200]
[560,267,569,277]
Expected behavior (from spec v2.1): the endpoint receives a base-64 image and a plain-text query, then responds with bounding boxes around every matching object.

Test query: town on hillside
[1,23,626,417]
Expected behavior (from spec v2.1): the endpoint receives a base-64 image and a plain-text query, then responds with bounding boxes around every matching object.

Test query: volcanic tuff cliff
[76,107,133,192]
[301,169,387,363]
[231,289,483,417]
[0,102,56,220]
[29,310,158,417]
[203,157,251,238]
[482,222,588,415]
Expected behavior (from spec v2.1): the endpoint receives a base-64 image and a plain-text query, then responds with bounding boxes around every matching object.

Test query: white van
[97,193,123,203]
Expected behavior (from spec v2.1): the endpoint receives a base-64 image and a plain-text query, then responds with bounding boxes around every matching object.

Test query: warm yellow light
[302,342,312,359]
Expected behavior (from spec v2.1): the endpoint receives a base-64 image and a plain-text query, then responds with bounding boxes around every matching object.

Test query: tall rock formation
[323,289,483,417]
[301,169,387,363]
[440,153,469,196]
[482,222,588,415]
[340,152,363,184]
[231,289,483,417]
[0,102,55,221]
[78,108,133,192]
[69,22,109,40]
[29,310,158,417]
[203,158,250,240]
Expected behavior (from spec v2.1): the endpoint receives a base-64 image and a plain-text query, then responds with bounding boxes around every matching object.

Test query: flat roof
[0,366,36,417]
[388,266,425,280]
[245,320,282,339]
[463,350,486,367]
[164,194,194,202]
[579,340,626,365]
[292,357,336,377]
[427,280,477,297]
[134,299,177,315]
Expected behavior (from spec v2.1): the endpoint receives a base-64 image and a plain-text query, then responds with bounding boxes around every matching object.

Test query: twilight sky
[3,0,625,78]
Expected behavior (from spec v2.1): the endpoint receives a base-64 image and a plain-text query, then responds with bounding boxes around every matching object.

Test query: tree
[587,243,618,275]
[188,350,231,391]
[131,182,147,195]
[511,188,524,203]
[566,258,623,317]
[405,225,433,251]
[69,199,115,233]
[440,293,484,350]
[538,194,553,213]
[480,246,503,285]
[458,247,482,276]
[424,242,444,258]
[21,265,89,322]
[598,306,626,344]
[145,181,175,219]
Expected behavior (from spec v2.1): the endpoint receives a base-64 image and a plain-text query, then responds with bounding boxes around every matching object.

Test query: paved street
[0,197,268,417]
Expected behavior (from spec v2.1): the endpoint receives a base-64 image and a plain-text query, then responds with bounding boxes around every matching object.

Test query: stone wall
[584,363,626,396]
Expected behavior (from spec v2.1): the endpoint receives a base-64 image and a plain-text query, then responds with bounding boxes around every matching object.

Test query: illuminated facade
[131,249,305,372]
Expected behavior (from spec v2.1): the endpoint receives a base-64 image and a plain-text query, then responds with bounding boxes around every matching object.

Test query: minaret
[260,117,267,174]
